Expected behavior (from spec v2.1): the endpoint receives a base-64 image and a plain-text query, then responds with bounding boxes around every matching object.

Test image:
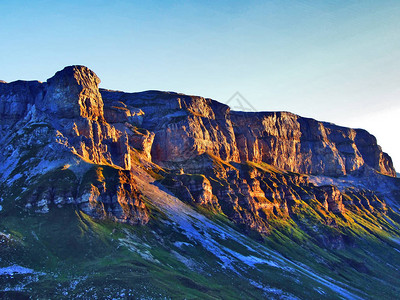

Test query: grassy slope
[156,157,400,299]
[1,157,400,299]
[1,207,248,299]
[0,205,338,299]
[1,194,400,299]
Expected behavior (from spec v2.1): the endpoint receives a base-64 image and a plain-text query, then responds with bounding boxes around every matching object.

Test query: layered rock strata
[0,65,397,235]
[0,66,151,224]
[100,90,395,177]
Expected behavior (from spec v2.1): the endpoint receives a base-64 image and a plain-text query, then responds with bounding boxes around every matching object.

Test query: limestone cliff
[0,66,149,225]
[231,111,395,177]
[0,65,398,238]
[100,89,395,177]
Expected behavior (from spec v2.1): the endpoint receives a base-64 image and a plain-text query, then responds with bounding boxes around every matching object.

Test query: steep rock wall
[101,90,395,177]
[0,65,396,232]
[0,66,151,224]
[1,66,394,179]
[231,112,395,177]
[100,90,240,164]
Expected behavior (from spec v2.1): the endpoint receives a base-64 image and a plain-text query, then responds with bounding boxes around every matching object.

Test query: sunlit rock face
[231,111,395,177]
[315,185,345,214]
[100,90,241,166]
[0,66,152,225]
[76,167,149,225]
[38,66,155,168]
[37,65,104,120]
[100,90,395,178]
[353,129,395,177]
[0,65,397,235]
[23,166,149,225]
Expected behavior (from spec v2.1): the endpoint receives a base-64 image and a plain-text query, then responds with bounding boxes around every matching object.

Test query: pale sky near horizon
[1,1,400,170]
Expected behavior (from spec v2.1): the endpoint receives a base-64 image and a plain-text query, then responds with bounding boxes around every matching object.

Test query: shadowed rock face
[0,80,44,136]
[0,65,397,235]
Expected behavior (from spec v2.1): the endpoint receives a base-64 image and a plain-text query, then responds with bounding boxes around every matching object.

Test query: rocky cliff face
[100,89,240,165]
[3,65,400,300]
[0,65,398,239]
[100,89,395,177]
[231,111,395,177]
[0,66,149,225]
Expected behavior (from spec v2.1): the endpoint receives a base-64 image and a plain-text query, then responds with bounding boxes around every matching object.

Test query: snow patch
[308,175,363,191]
[118,233,160,264]
[391,238,400,246]
[0,265,34,276]
[173,241,193,248]
[171,250,199,271]
[249,280,300,299]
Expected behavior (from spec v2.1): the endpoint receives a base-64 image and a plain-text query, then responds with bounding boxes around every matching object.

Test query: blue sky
[1,0,400,169]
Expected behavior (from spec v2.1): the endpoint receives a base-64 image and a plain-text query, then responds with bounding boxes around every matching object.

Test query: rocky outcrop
[161,173,219,209]
[23,166,149,225]
[42,66,135,169]
[77,166,149,225]
[37,66,104,120]
[354,129,395,176]
[0,66,152,225]
[160,159,352,235]
[316,185,344,214]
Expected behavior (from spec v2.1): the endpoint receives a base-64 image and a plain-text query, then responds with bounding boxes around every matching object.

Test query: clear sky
[1,0,400,170]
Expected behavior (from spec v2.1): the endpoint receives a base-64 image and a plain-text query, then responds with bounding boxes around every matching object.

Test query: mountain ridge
[1,65,400,298]
[1,64,398,231]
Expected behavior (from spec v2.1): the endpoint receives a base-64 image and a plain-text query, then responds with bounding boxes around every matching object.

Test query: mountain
[1,65,400,299]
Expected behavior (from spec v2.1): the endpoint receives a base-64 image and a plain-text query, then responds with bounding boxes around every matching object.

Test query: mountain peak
[36,65,103,120]
[48,65,101,87]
